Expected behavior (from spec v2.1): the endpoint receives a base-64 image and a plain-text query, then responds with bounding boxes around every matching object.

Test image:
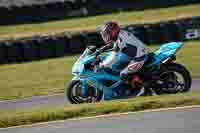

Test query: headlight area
[72,63,85,75]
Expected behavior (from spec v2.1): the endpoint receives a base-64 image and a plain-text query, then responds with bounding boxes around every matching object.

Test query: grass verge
[0,40,199,101]
[0,4,200,40]
[0,92,200,128]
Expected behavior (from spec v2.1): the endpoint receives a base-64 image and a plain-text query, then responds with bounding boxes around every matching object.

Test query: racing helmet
[99,22,120,44]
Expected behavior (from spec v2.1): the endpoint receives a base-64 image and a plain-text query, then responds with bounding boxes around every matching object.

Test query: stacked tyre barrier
[0,16,200,64]
[0,0,200,25]
[0,0,90,25]
[94,0,200,13]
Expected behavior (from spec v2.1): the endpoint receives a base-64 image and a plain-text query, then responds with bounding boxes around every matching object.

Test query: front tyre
[157,63,192,94]
[66,80,103,104]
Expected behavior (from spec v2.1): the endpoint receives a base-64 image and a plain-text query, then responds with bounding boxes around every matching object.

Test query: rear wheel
[154,63,192,94]
[66,80,103,104]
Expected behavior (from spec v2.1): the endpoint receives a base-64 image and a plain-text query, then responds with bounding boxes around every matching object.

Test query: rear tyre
[157,63,192,94]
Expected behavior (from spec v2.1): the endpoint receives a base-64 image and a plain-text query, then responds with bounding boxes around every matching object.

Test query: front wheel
[154,63,192,94]
[66,80,103,104]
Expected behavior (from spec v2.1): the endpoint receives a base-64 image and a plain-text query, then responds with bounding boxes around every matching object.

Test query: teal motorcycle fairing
[71,42,184,100]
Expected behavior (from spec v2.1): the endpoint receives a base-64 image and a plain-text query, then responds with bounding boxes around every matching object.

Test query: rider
[96,22,148,96]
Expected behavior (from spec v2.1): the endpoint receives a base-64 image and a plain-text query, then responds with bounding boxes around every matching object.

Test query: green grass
[0,40,199,101]
[0,92,200,128]
[0,4,200,40]
[0,55,79,100]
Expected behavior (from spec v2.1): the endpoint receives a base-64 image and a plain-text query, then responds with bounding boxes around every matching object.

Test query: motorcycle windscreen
[75,48,92,64]
[72,48,92,74]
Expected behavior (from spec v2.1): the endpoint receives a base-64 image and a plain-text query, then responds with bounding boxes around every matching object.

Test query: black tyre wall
[5,41,24,63]
[68,33,87,54]
[21,40,40,61]
[0,42,7,64]
[53,36,68,57]
[85,32,104,48]
[1,0,199,25]
[0,16,199,65]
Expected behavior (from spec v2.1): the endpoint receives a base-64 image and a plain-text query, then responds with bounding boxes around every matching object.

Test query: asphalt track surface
[1,107,200,133]
[0,80,200,111]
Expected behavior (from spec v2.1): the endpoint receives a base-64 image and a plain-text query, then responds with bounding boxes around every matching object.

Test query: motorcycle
[66,42,192,104]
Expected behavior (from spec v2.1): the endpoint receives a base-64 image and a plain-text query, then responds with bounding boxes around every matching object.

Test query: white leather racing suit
[100,30,148,79]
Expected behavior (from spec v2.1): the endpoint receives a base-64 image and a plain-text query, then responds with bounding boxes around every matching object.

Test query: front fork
[81,80,87,97]
[72,76,88,97]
